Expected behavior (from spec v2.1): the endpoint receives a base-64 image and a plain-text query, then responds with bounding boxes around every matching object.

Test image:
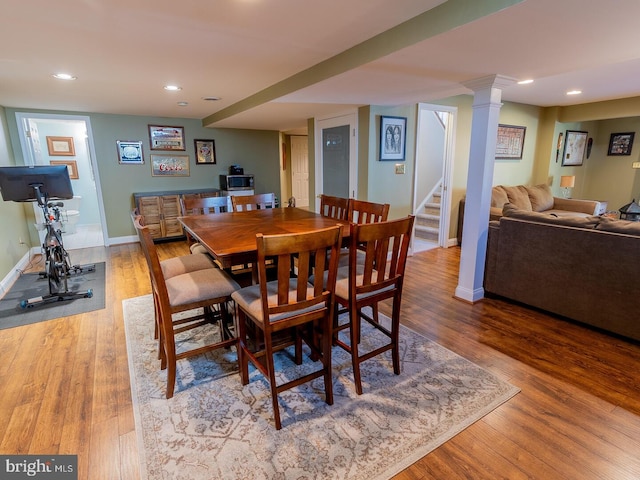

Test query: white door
[314,113,357,210]
[290,136,309,207]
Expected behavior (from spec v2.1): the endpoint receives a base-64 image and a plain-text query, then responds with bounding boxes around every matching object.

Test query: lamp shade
[560,175,575,188]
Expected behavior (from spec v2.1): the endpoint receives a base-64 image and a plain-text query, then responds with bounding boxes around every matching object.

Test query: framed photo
[46,136,75,156]
[150,154,190,176]
[561,130,588,166]
[194,139,216,164]
[50,160,79,179]
[495,124,526,159]
[117,140,144,164]
[608,132,635,156]
[148,125,185,151]
[379,115,407,161]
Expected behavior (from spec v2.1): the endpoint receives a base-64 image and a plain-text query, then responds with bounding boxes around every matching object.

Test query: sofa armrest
[552,197,601,215]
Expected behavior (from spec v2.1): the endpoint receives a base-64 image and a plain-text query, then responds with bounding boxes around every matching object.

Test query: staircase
[414,186,441,243]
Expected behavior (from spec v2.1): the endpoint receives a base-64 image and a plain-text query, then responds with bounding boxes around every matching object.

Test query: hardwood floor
[1,242,639,479]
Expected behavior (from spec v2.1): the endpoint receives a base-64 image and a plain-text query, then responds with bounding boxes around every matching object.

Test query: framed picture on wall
[150,154,190,176]
[46,136,75,156]
[194,139,216,164]
[495,124,526,159]
[607,132,635,155]
[561,130,588,166]
[379,116,407,161]
[117,140,144,164]
[148,125,185,151]
[50,160,79,179]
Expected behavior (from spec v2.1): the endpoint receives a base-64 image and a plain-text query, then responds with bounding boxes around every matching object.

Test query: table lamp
[560,175,575,198]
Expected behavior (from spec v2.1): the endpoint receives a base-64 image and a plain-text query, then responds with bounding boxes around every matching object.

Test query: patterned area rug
[123,295,519,480]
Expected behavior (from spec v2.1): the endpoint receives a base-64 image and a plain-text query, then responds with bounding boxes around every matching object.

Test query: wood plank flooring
[1,242,639,479]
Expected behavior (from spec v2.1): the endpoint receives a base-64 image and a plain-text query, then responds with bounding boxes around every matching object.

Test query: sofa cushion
[502,203,600,228]
[596,217,640,236]
[503,185,533,211]
[491,185,509,208]
[525,184,554,212]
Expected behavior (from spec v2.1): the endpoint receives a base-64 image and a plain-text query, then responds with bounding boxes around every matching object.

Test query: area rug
[123,294,519,480]
[0,262,106,330]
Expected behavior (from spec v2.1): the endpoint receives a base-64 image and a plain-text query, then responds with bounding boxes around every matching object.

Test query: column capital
[462,74,517,93]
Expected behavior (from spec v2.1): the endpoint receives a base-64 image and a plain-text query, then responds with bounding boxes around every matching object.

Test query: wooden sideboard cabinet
[134,189,219,241]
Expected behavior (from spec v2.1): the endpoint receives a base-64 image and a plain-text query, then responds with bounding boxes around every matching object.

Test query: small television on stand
[0,165,74,206]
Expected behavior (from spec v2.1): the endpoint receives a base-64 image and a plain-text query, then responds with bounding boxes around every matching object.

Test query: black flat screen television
[0,165,74,203]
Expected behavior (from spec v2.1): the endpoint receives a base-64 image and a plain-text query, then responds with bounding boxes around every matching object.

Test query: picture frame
[116,140,144,164]
[193,139,216,164]
[50,160,79,179]
[607,132,635,156]
[148,125,185,151]
[46,136,75,156]
[379,115,407,161]
[495,124,526,159]
[561,130,588,166]
[150,154,190,176]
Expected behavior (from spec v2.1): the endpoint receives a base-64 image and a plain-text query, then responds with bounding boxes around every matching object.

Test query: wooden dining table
[178,207,349,271]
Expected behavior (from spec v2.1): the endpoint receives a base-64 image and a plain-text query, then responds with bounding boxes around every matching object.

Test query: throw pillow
[503,185,533,211]
[491,186,509,208]
[596,217,640,236]
[502,203,600,228]
[526,184,554,212]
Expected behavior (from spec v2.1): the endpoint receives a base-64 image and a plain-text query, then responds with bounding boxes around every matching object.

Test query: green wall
[0,107,33,281]
[5,109,282,239]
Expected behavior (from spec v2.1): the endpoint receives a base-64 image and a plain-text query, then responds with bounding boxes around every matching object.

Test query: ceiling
[2,0,640,135]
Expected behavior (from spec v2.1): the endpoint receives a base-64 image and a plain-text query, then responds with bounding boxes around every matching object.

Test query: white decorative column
[455,75,515,303]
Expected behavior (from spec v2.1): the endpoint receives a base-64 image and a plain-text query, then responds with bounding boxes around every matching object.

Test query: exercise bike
[20,187,95,308]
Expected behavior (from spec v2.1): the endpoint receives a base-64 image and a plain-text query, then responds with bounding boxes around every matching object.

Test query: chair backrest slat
[348,199,390,225]
[181,195,228,216]
[231,193,276,212]
[319,194,349,220]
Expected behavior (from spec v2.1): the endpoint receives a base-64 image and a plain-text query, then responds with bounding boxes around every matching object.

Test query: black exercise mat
[0,262,106,330]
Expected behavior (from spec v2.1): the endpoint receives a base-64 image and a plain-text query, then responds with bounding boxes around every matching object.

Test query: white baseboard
[0,251,32,301]
[108,235,139,246]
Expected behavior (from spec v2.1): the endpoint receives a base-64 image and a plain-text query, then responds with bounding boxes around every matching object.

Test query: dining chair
[231,225,343,429]
[334,215,414,395]
[339,199,390,269]
[180,195,229,256]
[231,193,276,212]
[133,215,240,399]
[319,194,349,221]
[131,210,219,346]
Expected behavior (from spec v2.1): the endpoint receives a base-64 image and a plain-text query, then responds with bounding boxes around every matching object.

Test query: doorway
[314,113,357,210]
[413,103,456,252]
[15,113,107,249]
[290,136,309,207]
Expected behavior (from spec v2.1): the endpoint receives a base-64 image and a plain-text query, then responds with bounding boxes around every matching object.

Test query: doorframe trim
[15,112,109,246]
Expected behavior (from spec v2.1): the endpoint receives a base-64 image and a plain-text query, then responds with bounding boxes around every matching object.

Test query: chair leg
[236,308,250,385]
[322,316,334,405]
[349,305,363,395]
[391,298,401,375]
[264,334,282,430]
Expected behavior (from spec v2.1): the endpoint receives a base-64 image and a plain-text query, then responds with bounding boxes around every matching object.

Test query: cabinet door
[161,195,184,238]
[137,196,163,238]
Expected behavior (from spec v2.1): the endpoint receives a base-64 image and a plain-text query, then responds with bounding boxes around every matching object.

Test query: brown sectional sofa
[485,204,640,341]
[457,183,605,244]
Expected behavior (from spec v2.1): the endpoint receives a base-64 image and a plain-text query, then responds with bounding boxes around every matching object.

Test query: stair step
[416,213,440,228]
[432,192,442,204]
[415,224,439,241]
[424,202,441,216]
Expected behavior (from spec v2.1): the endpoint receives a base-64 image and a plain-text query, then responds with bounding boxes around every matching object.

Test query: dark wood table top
[179,207,349,269]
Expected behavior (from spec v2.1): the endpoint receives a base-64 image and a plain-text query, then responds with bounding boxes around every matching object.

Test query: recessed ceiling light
[567,90,582,95]
[52,73,77,80]
[517,79,534,85]
[164,85,182,91]
[177,101,189,107]
[202,96,221,101]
